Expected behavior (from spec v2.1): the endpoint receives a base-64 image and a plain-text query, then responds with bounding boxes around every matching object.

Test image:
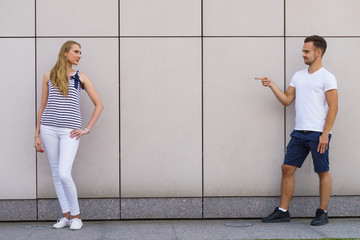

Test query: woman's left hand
[70,129,89,140]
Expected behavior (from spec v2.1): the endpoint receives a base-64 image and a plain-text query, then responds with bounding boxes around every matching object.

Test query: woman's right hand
[35,136,44,152]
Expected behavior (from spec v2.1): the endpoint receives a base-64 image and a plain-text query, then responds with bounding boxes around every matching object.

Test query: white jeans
[40,124,80,216]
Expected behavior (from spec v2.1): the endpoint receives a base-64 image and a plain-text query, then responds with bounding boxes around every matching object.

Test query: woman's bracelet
[85,128,90,133]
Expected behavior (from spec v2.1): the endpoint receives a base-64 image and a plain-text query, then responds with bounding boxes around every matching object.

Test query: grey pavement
[0,218,360,240]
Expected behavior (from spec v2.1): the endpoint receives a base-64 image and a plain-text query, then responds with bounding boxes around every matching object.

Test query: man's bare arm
[317,89,338,153]
[255,77,295,106]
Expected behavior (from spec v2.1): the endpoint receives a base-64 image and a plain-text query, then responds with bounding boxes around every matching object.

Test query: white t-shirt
[289,67,337,132]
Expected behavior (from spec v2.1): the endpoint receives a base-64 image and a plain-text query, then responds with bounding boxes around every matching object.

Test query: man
[256,35,338,226]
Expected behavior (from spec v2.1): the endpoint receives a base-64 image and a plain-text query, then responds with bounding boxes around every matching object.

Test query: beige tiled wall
[120,38,202,197]
[0,0,35,36]
[286,0,360,36]
[203,0,284,36]
[120,0,201,36]
[0,39,36,199]
[203,38,284,196]
[36,0,118,36]
[1,0,360,200]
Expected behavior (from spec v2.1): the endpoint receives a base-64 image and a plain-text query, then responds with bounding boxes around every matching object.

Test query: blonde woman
[35,41,103,230]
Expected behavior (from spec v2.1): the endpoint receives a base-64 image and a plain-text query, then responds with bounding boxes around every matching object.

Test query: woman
[35,41,103,230]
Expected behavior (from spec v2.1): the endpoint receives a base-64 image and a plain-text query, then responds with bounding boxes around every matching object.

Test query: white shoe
[53,217,70,229]
[70,218,83,230]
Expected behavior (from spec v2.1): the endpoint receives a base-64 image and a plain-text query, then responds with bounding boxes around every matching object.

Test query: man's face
[302,41,318,66]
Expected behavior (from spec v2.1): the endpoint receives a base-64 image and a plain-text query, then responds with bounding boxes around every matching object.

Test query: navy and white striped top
[41,71,84,129]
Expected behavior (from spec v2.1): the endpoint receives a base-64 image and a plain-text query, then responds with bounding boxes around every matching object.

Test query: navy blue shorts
[284,130,332,173]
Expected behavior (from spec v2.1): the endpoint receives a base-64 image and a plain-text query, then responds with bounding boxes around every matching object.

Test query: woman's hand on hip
[70,129,89,140]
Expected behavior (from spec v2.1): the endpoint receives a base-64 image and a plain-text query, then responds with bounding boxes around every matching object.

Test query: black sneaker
[311,208,328,226]
[262,207,291,223]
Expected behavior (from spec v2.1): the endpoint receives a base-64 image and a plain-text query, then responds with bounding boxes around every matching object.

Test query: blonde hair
[50,40,81,96]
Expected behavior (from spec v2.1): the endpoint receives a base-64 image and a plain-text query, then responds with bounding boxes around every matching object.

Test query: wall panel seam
[118,0,122,220]
[34,0,39,221]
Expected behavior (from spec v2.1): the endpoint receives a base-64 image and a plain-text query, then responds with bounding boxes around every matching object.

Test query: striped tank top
[41,71,84,129]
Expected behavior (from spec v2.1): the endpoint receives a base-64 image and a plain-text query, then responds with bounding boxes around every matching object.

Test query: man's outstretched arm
[255,77,295,106]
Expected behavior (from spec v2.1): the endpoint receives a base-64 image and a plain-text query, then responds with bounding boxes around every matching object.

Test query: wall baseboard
[1,196,359,221]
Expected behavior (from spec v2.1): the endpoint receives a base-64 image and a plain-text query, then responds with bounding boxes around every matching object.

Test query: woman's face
[65,44,82,65]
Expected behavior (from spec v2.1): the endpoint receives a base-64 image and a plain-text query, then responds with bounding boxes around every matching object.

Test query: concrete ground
[0,218,359,240]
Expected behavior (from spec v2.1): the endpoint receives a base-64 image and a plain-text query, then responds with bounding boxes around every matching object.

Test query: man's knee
[318,170,331,179]
[282,164,297,176]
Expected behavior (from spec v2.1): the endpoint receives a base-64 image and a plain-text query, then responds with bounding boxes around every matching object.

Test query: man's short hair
[304,35,327,56]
